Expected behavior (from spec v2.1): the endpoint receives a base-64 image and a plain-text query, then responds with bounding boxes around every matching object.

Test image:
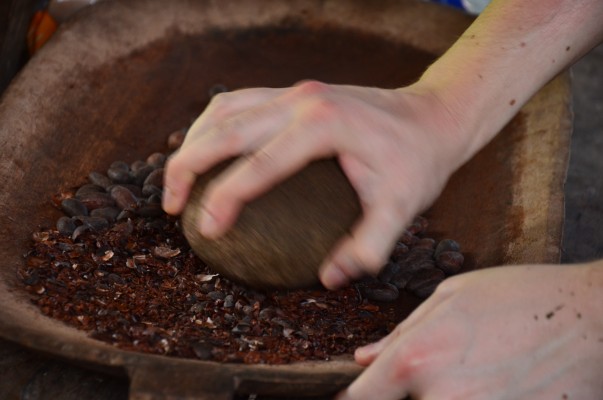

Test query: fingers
[162,92,292,215]
[339,306,450,400]
[337,337,411,400]
[354,287,452,366]
[319,204,406,289]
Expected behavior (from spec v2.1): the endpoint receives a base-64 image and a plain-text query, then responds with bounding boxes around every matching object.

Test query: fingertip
[319,263,349,290]
[354,342,379,366]
[162,161,196,215]
[161,186,184,215]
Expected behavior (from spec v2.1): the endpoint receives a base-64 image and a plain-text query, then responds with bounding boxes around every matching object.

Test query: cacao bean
[144,168,164,188]
[56,216,76,236]
[110,186,138,210]
[167,130,186,150]
[436,251,464,274]
[377,261,401,283]
[130,160,147,172]
[146,153,166,168]
[75,184,105,197]
[61,198,88,217]
[107,167,131,184]
[88,171,112,189]
[390,270,413,289]
[90,207,120,222]
[435,239,461,258]
[357,281,399,302]
[142,184,162,197]
[405,268,446,292]
[78,192,115,211]
[132,164,155,186]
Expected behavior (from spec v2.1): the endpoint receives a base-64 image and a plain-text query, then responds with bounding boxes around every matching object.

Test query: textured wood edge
[505,72,572,265]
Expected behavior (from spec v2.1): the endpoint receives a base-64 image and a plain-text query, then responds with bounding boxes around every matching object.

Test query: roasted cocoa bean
[146,153,166,168]
[208,291,225,301]
[147,194,162,204]
[78,192,116,211]
[142,184,162,197]
[116,209,136,221]
[75,184,105,197]
[391,242,409,259]
[167,130,186,150]
[144,168,164,188]
[407,216,428,235]
[90,207,120,222]
[405,268,446,293]
[56,216,76,236]
[108,184,143,198]
[107,167,131,184]
[61,198,88,217]
[377,261,401,283]
[390,270,413,289]
[357,281,399,302]
[130,160,147,172]
[398,229,418,246]
[131,164,155,186]
[71,224,90,241]
[76,216,110,231]
[110,161,130,171]
[435,239,461,258]
[223,295,234,308]
[110,186,138,210]
[415,238,436,250]
[88,171,112,189]
[232,323,251,334]
[395,250,433,271]
[436,251,464,274]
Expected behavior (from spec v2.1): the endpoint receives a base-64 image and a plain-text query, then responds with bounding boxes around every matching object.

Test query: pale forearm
[418,0,603,167]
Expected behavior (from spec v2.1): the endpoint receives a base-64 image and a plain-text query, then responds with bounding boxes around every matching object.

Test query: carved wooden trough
[0,0,571,398]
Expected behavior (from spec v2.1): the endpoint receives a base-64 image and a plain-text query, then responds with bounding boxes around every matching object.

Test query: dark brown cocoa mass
[181,158,362,289]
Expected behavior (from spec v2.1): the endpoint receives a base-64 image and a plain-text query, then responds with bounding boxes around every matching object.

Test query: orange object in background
[27,11,58,55]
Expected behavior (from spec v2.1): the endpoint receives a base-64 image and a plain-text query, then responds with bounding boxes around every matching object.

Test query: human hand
[163,81,470,289]
[337,263,603,400]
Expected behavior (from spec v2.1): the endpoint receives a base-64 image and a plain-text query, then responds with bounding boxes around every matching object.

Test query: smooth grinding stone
[181,158,362,289]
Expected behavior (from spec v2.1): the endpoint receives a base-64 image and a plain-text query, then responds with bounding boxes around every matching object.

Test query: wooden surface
[0,339,128,400]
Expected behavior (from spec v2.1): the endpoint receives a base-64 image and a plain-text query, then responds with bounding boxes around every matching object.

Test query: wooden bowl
[0,0,570,398]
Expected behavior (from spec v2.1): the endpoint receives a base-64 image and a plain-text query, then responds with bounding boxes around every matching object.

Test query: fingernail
[321,264,348,290]
[199,209,218,238]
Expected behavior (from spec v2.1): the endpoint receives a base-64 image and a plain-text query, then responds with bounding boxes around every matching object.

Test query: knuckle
[208,92,234,118]
[295,80,329,96]
[391,345,428,382]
